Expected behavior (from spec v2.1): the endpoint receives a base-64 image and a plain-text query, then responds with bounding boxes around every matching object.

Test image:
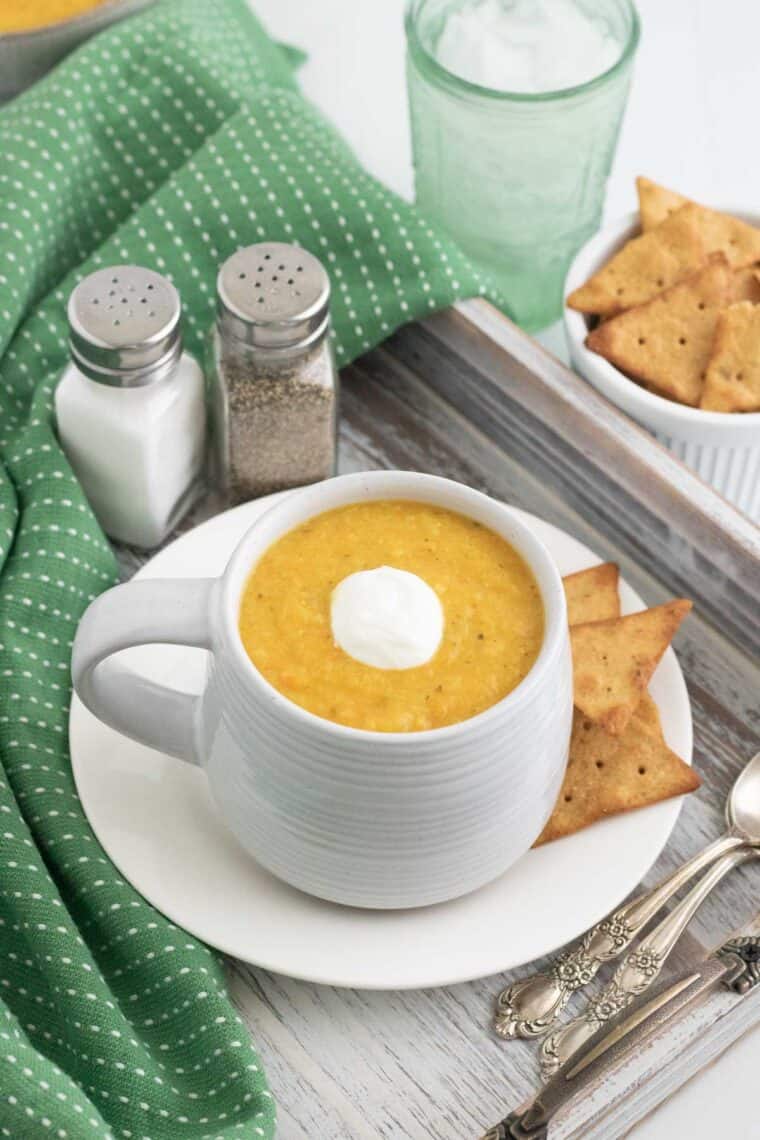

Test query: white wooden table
[222,4,760,1135]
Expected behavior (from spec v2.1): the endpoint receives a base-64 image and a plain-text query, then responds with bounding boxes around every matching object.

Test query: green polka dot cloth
[0,1,495,1136]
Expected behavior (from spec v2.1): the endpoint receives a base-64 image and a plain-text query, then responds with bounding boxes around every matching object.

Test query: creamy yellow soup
[239,500,544,733]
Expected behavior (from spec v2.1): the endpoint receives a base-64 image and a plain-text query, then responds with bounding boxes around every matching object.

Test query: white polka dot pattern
[0,0,497,1135]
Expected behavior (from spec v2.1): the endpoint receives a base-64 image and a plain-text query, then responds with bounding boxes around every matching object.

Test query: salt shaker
[55,266,206,549]
[208,242,338,503]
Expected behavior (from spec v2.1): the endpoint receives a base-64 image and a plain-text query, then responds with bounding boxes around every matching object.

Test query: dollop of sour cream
[330,566,444,670]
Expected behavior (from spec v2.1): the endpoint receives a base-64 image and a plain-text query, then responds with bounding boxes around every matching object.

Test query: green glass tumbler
[406,0,640,332]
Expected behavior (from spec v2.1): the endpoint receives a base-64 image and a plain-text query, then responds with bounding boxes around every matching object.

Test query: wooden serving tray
[120,301,760,1139]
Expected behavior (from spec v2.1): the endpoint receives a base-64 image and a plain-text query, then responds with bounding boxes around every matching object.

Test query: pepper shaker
[208,242,339,503]
[55,266,206,549]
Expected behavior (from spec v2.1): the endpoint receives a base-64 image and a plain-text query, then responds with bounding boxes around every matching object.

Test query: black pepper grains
[208,242,338,504]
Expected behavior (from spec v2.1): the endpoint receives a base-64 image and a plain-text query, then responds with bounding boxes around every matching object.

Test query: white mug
[72,471,573,909]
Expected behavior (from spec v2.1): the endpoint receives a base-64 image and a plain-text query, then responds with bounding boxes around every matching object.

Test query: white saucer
[70,495,693,989]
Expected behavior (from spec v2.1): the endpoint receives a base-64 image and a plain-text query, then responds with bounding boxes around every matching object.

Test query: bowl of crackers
[564,178,760,524]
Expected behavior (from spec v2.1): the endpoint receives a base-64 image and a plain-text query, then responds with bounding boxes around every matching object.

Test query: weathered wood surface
[118,303,759,1139]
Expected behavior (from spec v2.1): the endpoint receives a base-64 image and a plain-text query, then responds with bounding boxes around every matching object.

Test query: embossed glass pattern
[406,0,640,331]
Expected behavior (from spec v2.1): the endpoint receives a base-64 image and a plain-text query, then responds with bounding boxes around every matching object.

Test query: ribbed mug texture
[198,471,573,908]
[653,435,760,522]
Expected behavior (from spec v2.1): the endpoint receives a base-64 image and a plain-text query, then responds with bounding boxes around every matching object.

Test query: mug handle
[72,578,217,765]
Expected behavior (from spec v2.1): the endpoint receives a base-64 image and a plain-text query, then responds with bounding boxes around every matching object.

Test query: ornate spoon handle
[494,831,742,1039]
[539,845,756,1076]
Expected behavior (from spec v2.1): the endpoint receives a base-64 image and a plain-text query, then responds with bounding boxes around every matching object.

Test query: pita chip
[571,599,692,736]
[637,176,691,231]
[535,694,700,844]
[637,181,760,268]
[563,563,620,626]
[567,204,707,317]
[701,301,760,412]
[586,256,730,406]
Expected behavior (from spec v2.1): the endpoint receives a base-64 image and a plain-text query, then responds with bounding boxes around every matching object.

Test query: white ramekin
[564,211,760,524]
[72,471,573,909]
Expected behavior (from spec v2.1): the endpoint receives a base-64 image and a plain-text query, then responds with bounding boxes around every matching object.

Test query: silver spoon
[494,751,760,1040]
[539,843,758,1075]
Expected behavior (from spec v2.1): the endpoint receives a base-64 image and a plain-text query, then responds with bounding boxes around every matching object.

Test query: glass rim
[405,0,641,104]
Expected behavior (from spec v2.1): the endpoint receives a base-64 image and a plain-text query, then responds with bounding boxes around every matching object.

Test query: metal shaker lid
[68,266,182,387]
[216,242,330,351]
